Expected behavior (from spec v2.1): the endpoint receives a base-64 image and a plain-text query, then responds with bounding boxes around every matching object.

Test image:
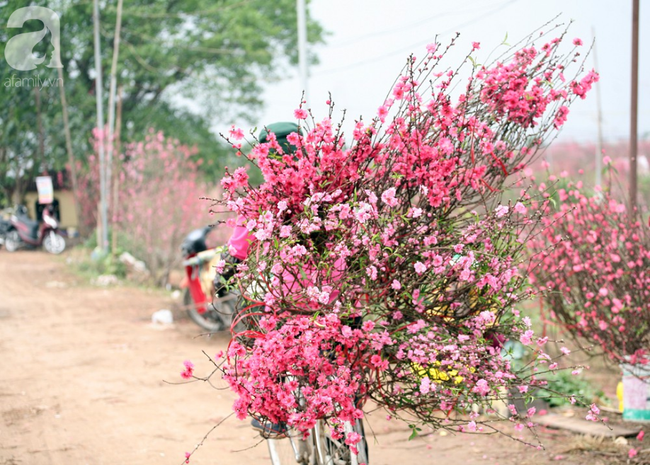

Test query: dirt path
[0,252,640,465]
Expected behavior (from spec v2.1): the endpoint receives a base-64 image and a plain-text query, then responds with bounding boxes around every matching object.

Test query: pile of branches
[213,23,598,443]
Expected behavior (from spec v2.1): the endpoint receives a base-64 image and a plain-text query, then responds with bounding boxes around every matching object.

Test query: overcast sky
[224,0,649,145]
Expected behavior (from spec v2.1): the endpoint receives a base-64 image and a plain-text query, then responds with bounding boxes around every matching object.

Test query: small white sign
[35,176,54,204]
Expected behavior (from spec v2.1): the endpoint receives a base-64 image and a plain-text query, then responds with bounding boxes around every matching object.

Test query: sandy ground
[0,251,646,465]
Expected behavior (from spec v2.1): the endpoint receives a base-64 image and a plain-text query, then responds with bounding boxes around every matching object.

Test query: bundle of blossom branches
[212,24,598,442]
[527,180,650,366]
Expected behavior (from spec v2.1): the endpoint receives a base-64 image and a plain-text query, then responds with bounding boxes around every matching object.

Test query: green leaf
[408,424,421,441]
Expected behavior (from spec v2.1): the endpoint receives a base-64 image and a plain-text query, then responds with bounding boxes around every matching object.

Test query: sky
[224,0,649,146]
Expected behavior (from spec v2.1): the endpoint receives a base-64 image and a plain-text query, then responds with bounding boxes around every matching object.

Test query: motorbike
[180,225,238,332]
[4,205,66,254]
[0,215,11,249]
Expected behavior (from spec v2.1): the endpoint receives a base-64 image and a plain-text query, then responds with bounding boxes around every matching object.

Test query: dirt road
[0,252,638,465]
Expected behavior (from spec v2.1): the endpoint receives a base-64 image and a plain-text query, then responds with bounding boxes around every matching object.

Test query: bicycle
[240,365,369,465]
[266,417,368,465]
[225,283,370,465]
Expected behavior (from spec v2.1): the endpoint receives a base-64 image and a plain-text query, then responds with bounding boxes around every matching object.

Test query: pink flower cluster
[224,314,393,436]
[386,310,524,416]
[181,360,194,380]
[528,183,650,365]
[214,28,596,436]
[479,46,560,129]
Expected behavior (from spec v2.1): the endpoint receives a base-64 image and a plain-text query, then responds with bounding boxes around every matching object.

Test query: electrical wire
[327,0,514,49]
[314,0,521,77]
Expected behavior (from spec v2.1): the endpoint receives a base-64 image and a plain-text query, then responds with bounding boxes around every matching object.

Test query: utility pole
[93,0,108,252]
[107,0,124,220]
[630,0,639,214]
[592,27,604,187]
[296,0,309,104]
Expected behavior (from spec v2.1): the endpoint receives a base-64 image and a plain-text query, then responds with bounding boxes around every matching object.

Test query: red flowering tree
[193,26,599,448]
[77,129,217,285]
[527,180,650,366]
[118,130,216,285]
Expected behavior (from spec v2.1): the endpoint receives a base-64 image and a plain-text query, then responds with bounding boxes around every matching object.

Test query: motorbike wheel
[184,288,229,332]
[4,230,21,252]
[43,231,66,255]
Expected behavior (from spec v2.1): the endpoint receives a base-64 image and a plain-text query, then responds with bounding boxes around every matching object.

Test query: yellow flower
[411,361,470,385]
[411,361,476,384]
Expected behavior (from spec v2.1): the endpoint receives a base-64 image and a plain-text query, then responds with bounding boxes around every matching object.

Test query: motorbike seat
[16,215,39,239]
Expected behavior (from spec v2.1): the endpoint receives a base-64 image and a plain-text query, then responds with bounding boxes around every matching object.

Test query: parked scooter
[4,205,66,254]
[180,226,237,332]
[0,214,11,249]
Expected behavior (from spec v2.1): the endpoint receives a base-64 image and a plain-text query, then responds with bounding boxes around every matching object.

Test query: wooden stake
[57,66,83,236]
[111,86,123,256]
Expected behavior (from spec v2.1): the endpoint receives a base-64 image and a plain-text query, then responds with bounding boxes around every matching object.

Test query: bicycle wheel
[267,429,316,465]
[314,419,368,465]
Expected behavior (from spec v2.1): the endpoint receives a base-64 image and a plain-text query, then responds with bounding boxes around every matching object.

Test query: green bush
[74,247,127,280]
[543,370,605,408]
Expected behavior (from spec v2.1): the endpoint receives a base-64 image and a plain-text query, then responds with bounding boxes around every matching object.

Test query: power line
[314,0,521,77]
[327,0,513,49]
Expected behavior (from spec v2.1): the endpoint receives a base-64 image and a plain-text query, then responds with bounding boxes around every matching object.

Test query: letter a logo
[5,7,63,71]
